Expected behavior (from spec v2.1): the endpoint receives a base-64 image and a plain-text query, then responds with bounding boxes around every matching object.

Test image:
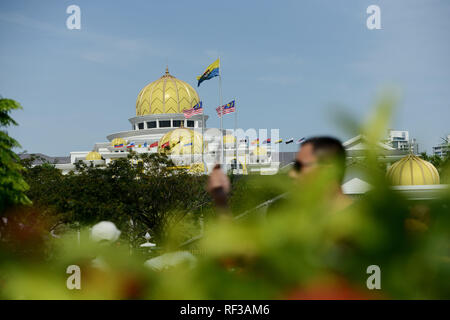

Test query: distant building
[19,153,70,165]
[384,130,419,154]
[432,134,450,157]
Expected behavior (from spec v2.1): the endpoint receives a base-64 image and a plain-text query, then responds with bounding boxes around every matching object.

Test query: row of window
[135,120,196,130]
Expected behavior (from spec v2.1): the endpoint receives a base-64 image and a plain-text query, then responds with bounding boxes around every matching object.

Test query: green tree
[0,97,31,213]
[22,151,212,246]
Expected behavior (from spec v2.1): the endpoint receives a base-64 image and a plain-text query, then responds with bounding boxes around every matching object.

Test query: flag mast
[234,98,237,173]
[218,56,224,171]
[201,103,206,173]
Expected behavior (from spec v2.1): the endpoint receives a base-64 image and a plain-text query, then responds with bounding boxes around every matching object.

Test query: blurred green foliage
[0,94,449,299]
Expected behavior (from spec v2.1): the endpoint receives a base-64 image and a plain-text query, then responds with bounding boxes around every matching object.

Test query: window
[138,123,144,130]
[187,120,195,128]
[159,120,171,128]
[147,121,156,129]
[173,120,183,127]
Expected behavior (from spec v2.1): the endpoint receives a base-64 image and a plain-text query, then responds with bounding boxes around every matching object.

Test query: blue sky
[1,0,449,155]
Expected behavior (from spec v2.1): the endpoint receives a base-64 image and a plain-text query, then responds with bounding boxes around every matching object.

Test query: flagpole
[234,98,237,173]
[202,107,206,174]
[218,57,224,171]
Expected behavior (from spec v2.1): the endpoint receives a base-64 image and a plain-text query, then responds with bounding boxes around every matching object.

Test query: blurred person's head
[290,136,346,185]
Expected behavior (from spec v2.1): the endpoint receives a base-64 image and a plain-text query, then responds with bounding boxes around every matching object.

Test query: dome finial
[165,65,169,75]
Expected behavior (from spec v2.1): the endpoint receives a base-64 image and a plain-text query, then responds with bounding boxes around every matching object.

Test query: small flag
[138,144,141,148]
[197,58,220,87]
[296,137,306,144]
[183,101,203,119]
[262,138,271,144]
[161,141,170,149]
[149,141,158,148]
[275,139,283,144]
[285,138,294,144]
[127,142,135,148]
[251,138,259,145]
[216,100,235,118]
[114,143,124,148]
[143,142,148,147]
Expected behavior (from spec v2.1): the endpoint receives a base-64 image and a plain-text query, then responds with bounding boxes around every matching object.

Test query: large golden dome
[387,154,440,186]
[158,127,203,155]
[136,68,200,116]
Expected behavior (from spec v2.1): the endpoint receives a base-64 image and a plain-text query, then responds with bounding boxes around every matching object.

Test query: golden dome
[158,128,203,155]
[111,138,127,147]
[387,154,440,186]
[136,67,200,116]
[86,151,102,161]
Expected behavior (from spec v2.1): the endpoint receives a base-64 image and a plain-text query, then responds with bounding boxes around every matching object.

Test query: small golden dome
[111,138,127,147]
[387,154,440,186]
[86,151,102,161]
[158,128,203,155]
[136,67,200,116]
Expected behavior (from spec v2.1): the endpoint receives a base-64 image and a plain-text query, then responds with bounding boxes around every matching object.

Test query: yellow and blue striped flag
[197,58,220,87]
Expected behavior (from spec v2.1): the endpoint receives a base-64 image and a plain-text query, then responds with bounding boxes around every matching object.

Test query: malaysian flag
[183,101,203,119]
[149,141,158,148]
[216,100,235,117]
[161,141,170,149]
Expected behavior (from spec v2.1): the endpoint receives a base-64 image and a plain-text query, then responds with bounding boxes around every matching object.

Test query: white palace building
[53,67,448,200]
[55,68,280,175]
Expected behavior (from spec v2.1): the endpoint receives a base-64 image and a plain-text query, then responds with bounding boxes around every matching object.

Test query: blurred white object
[140,232,156,248]
[90,221,121,243]
[144,251,197,271]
